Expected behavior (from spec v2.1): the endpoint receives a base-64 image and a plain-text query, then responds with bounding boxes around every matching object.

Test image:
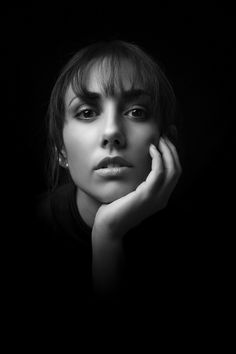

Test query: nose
[100,102,126,150]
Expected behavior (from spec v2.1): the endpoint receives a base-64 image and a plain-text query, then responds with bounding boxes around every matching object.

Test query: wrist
[92,229,123,253]
[92,229,125,295]
[92,224,125,243]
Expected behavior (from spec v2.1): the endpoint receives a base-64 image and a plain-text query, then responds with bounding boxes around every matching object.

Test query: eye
[75,109,97,120]
[125,108,148,120]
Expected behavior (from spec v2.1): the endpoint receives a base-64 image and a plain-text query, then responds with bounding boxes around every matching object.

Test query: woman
[36,40,182,306]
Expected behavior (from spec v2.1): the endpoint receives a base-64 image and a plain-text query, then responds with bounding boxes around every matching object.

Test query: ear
[58,148,69,168]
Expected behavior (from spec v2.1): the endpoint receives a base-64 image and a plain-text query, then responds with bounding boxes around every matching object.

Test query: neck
[76,188,102,228]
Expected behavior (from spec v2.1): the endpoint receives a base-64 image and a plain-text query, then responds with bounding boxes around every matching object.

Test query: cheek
[130,123,160,155]
[62,125,93,177]
[129,124,160,178]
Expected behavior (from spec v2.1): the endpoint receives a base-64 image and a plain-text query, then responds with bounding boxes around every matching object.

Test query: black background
[3,3,235,342]
[5,5,234,230]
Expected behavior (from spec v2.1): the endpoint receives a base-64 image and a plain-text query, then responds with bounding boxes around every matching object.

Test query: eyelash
[74,106,149,121]
[75,109,98,120]
[125,108,148,120]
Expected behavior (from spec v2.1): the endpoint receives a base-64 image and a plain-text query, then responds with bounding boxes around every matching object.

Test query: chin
[96,184,136,204]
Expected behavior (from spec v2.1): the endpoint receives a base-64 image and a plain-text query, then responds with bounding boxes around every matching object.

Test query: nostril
[103,138,120,147]
[101,131,126,149]
[103,139,109,147]
[114,139,120,145]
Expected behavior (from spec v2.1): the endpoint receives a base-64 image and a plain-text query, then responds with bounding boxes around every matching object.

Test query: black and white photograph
[5,4,235,344]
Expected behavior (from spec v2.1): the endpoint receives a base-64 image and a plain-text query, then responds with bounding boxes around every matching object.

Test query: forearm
[92,229,125,296]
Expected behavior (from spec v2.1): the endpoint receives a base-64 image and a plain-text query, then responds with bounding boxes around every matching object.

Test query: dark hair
[46,40,177,190]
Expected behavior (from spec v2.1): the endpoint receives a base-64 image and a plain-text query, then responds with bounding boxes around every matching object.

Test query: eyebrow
[68,89,151,107]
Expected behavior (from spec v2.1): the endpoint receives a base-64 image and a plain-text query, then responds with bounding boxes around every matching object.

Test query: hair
[46,40,178,191]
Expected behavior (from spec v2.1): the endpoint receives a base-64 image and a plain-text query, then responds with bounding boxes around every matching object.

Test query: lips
[95,156,133,170]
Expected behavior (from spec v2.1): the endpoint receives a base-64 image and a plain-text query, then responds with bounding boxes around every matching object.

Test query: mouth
[95,156,133,178]
[95,156,133,170]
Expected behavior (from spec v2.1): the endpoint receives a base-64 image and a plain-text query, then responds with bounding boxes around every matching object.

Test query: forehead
[65,58,144,105]
[87,59,140,92]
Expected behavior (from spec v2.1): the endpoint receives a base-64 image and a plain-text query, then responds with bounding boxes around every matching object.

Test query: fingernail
[150,144,156,151]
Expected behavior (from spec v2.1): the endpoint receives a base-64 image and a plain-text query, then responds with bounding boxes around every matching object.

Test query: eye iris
[83,110,94,118]
[132,109,144,117]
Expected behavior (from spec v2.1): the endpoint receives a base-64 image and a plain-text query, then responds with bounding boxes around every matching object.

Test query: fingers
[136,138,182,206]
[149,144,163,174]
[144,143,165,191]
[158,137,182,200]
[159,138,175,177]
[164,138,182,174]
[159,137,182,179]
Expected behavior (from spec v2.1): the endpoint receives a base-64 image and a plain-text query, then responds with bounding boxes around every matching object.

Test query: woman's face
[63,61,160,203]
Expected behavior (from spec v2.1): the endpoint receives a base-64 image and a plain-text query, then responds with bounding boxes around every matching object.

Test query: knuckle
[170,166,182,180]
[157,167,165,179]
[168,170,177,181]
[158,171,165,182]
[138,188,149,203]
[142,190,152,205]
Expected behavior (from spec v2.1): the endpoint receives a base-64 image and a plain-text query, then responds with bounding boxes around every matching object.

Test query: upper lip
[95,156,133,170]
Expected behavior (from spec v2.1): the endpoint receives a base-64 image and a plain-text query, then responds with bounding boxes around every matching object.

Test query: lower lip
[95,166,131,178]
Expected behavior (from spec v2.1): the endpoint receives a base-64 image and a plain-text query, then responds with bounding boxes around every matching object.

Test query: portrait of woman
[7,6,233,331]
[34,40,182,307]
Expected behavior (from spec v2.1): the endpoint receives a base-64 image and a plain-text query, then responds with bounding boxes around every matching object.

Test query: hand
[92,137,182,240]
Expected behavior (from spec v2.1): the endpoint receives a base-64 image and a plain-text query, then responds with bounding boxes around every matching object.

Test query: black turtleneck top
[31,181,205,314]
